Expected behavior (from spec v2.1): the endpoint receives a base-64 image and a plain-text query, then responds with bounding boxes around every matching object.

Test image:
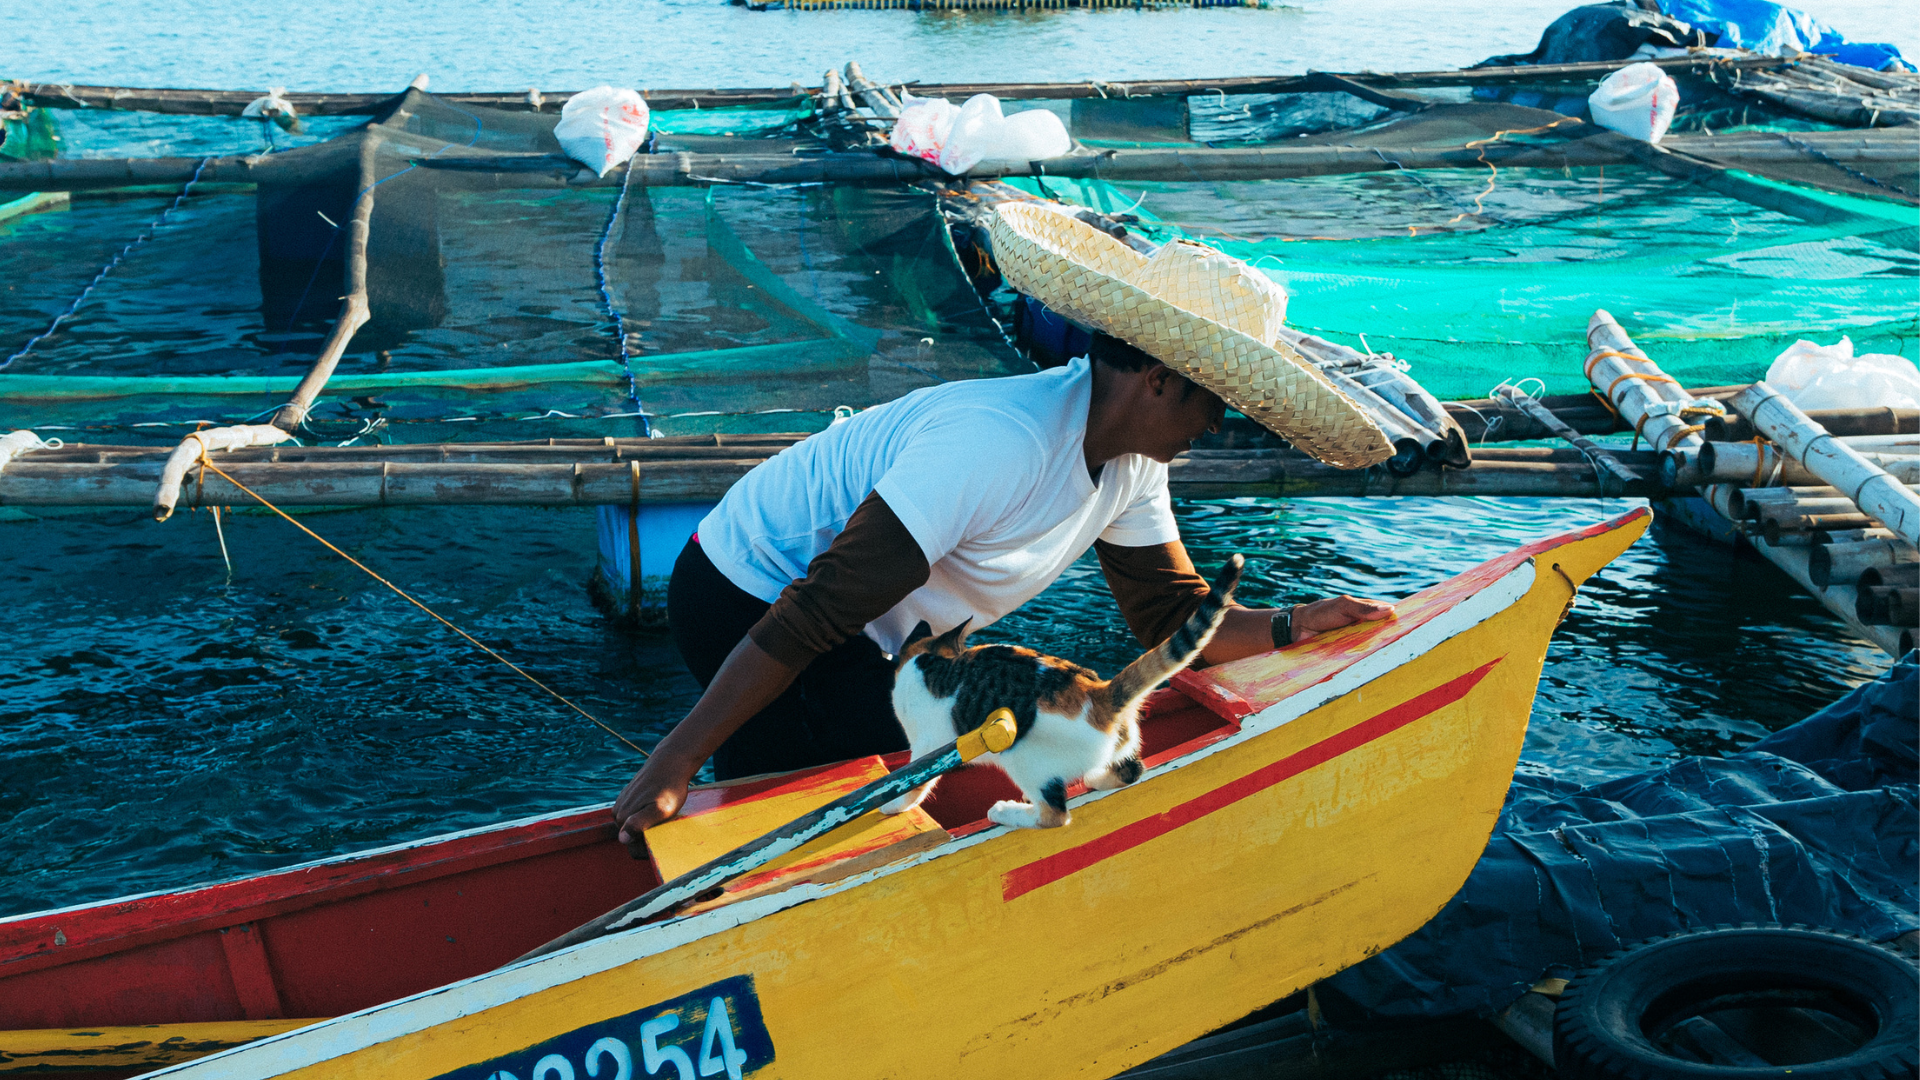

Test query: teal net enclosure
[1001,104,1918,401]
[0,89,1024,440]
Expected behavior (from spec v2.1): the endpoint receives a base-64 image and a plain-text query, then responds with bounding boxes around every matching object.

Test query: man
[613,333,1393,850]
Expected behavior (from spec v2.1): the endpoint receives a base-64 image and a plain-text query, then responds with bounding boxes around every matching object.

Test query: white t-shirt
[697,357,1179,655]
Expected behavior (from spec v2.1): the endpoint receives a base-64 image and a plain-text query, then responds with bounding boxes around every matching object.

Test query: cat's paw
[988,800,1041,829]
[989,800,1068,829]
[1087,755,1144,790]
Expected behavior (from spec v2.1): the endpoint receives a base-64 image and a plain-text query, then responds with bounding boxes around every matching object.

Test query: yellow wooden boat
[50,508,1648,1080]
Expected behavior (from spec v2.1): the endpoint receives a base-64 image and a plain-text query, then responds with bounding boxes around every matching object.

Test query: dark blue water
[0,495,1889,917]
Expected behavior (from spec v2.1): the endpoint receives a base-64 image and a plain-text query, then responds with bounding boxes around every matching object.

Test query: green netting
[0,90,1021,438]
[650,98,815,137]
[1008,162,1918,400]
[0,106,61,161]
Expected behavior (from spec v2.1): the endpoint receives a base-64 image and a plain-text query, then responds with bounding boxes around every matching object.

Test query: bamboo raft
[0,440,1677,507]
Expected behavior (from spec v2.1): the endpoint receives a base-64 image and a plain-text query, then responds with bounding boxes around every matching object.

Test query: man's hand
[1291,594,1394,642]
[607,635,804,858]
[614,760,693,854]
[1202,595,1395,665]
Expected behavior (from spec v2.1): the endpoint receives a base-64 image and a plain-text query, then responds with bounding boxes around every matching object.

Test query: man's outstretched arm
[1094,539,1393,666]
[614,637,801,846]
[613,492,930,854]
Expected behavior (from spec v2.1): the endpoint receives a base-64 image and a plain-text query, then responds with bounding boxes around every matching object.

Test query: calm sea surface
[1,0,1910,917]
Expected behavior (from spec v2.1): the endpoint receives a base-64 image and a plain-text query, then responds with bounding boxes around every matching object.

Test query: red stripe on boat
[1000,658,1503,903]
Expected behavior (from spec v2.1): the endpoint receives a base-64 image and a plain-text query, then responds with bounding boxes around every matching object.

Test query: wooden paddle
[515,708,1019,963]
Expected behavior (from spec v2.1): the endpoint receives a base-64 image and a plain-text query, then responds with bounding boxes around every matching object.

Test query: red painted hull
[0,688,1231,1036]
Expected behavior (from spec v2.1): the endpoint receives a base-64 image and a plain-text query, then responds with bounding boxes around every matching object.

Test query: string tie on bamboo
[152,424,293,522]
[1584,348,1654,382]
[1634,397,1726,451]
[1745,436,1784,488]
[0,430,61,472]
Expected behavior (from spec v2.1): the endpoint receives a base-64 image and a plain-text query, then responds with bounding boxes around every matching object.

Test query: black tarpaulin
[1323,653,1919,1021]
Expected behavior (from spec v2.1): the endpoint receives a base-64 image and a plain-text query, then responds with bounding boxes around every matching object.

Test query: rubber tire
[1552,924,1919,1080]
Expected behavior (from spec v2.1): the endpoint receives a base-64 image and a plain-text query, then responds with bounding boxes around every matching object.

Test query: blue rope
[594,155,649,434]
[1,156,214,371]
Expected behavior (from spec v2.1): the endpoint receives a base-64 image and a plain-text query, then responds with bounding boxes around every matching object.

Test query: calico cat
[881,554,1244,829]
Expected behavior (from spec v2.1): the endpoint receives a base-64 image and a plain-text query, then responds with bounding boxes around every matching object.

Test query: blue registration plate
[437,974,775,1080]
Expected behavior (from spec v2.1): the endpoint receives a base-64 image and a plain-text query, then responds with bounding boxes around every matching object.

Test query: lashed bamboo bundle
[1585,312,1723,467]
[1730,382,1920,546]
[1276,328,1469,469]
[1439,386,1751,444]
[1741,528,1912,656]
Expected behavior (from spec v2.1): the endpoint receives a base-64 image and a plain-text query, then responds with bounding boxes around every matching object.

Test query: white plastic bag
[1766,336,1920,411]
[241,86,301,132]
[936,95,1072,175]
[890,94,958,165]
[556,86,651,177]
[1587,62,1679,144]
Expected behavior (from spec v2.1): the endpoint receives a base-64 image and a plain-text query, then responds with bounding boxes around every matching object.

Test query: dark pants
[667,539,907,781]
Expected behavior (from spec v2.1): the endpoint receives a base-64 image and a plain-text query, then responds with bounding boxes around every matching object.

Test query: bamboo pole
[1730,381,1920,545]
[268,129,379,432]
[11,58,1796,116]
[0,445,1668,507]
[1682,442,1920,488]
[1861,563,1920,590]
[843,62,901,118]
[1809,538,1919,588]
[1764,514,1879,544]
[1494,387,1641,490]
[6,130,1908,193]
[1730,485,1838,517]
[1705,406,1920,441]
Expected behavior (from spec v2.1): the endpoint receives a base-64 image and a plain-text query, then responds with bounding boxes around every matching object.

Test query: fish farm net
[1003,102,1918,400]
[1,89,1914,443]
[0,90,1023,441]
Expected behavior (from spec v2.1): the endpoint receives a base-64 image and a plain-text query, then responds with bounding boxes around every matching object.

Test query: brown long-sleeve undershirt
[746,491,1213,667]
[1092,537,1211,649]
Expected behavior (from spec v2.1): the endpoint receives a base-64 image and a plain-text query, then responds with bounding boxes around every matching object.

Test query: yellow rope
[1448,118,1583,223]
[1605,371,1678,401]
[196,454,648,758]
[1585,348,1653,382]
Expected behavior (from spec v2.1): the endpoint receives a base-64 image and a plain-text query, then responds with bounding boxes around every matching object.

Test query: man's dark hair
[1088,333,1161,373]
[1089,332,1203,401]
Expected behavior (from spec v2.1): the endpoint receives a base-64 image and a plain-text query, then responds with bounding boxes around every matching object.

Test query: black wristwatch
[1270,606,1294,649]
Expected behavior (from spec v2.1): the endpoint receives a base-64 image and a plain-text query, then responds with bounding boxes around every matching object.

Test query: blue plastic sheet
[1660,0,1913,71]
[1324,653,1919,1021]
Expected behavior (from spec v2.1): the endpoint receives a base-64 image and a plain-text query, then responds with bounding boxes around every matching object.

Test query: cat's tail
[1106,554,1244,709]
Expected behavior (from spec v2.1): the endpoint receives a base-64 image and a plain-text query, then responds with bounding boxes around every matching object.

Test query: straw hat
[989,202,1392,469]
